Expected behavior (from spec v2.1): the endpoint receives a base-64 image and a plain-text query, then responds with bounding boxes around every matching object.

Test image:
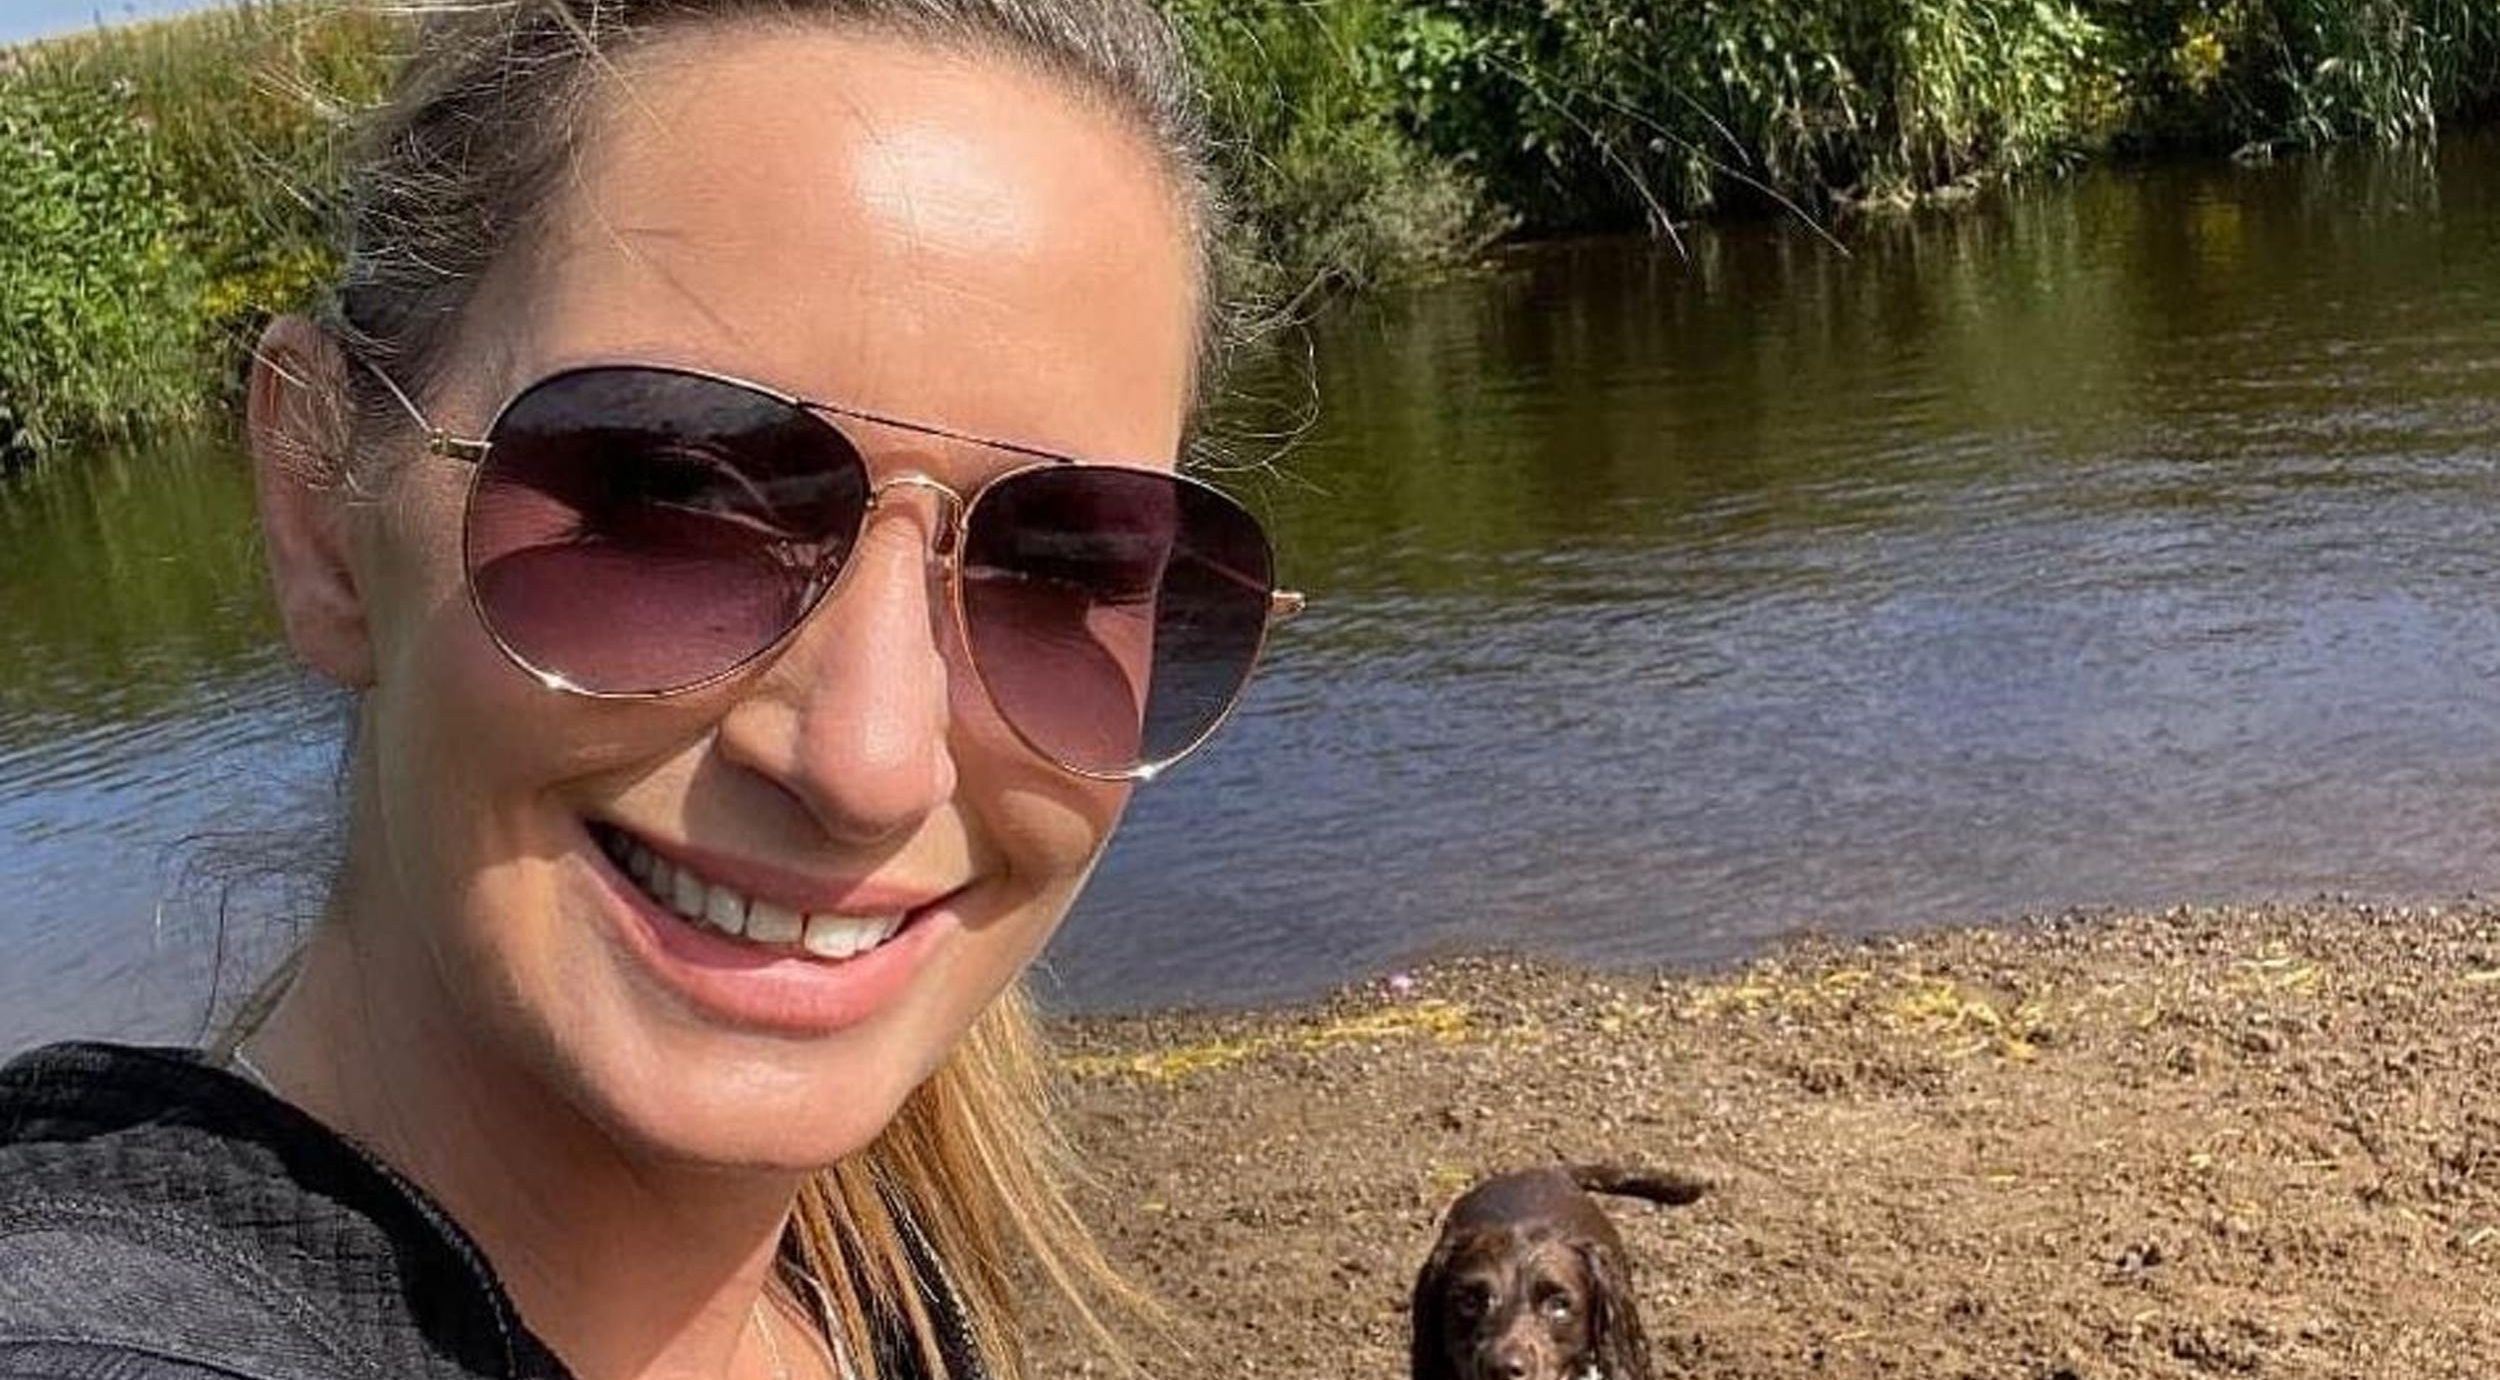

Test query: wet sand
[1035,901,2500,1378]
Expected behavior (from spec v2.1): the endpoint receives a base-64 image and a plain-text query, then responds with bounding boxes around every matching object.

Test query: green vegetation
[6,0,2499,462]
[1187,0,2500,283]
[0,3,392,459]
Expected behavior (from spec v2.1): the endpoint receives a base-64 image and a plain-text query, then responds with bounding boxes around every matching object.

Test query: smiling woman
[0,5,1296,1380]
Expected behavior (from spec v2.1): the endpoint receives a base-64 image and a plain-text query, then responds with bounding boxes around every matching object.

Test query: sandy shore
[1031,901,2500,1379]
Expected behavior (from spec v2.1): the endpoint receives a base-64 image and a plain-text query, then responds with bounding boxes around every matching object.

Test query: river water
[10,139,2500,1051]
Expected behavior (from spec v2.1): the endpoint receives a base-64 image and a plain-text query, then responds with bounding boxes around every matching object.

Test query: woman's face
[318,25,1198,1167]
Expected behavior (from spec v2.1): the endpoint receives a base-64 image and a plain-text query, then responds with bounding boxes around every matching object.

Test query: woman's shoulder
[0,1042,567,1380]
[0,1040,354,1251]
[0,1043,345,1380]
[0,1041,276,1238]
[2,1040,370,1194]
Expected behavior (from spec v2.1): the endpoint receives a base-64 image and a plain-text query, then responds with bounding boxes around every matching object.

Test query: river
[9,137,2500,1051]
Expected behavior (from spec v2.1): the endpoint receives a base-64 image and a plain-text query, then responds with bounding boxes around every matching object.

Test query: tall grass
[1172,0,1508,292]
[0,65,204,457]
[0,2,391,460]
[1221,0,2500,242]
[5,0,2499,463]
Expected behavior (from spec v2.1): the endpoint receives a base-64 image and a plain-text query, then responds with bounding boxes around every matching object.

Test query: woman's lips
[577,819,956,1036]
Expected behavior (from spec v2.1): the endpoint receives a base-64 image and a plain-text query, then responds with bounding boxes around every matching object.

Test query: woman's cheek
[985,770,1130,887]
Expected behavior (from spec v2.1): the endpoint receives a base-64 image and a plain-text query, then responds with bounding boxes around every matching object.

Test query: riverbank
[1036,901,2500,1378]
[8,0,2500,461]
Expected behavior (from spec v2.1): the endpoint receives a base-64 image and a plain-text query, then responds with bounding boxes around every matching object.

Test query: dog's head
[1411,1224,1648,1380]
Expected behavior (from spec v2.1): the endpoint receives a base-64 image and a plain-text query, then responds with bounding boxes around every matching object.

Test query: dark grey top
[0,1043,978,1380]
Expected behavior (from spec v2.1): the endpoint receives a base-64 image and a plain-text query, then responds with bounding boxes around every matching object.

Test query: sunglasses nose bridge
[865,472,968,558]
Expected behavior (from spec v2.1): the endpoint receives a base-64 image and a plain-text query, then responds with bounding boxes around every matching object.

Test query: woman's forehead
[491,22,1198,463]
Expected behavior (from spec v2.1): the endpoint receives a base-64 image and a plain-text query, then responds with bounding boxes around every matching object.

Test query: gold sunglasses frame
[356,356,1304,783]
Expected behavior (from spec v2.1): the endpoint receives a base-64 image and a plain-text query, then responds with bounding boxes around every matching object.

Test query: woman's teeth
[597,829,906,960]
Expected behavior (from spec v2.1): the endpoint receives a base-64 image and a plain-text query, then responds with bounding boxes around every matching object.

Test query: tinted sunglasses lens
[961,468,1275,775]
[464,367,868,694]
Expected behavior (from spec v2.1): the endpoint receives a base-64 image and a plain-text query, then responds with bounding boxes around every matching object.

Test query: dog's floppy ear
[1410,1232,1464,1380]
[1577,1241,1653,1380]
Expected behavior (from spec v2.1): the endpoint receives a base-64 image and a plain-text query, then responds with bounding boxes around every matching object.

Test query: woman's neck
[244,920,818,1380]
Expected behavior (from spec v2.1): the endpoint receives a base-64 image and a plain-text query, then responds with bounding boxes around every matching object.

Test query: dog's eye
[1539,1293,1575,1321]
[1451,1285,1492,1320]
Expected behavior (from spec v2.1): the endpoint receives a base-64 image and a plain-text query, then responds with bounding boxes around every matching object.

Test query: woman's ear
[249,314,376,689]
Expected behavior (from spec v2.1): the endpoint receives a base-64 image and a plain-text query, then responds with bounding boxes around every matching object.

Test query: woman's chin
[470,945,918,1173]
[568,1038,922,1173]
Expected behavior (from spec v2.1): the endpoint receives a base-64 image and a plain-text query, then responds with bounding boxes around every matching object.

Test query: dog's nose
[1491,1349,1534,1380]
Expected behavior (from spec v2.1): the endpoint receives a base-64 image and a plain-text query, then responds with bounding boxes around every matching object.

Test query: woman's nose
[712,496,959,843]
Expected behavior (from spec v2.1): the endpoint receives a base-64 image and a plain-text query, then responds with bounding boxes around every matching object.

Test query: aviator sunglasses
[358,359,1302,781]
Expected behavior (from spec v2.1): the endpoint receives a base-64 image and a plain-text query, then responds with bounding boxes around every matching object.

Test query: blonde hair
[252,1,1230,1374]
[792,985,1152,1379]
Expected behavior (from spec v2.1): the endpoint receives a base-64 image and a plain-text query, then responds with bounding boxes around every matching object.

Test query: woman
[0,4,1295,1380]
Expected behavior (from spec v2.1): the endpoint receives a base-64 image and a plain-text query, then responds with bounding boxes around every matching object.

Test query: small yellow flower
[2177,29,2228,95]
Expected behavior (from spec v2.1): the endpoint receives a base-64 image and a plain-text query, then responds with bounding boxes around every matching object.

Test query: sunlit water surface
[11,141,2500,1051]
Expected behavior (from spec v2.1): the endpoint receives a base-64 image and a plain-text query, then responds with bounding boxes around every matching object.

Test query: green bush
[1370,0,2123,229]
[0,2,389,465]
[0,72,206,457]
[1174,0,1507,292]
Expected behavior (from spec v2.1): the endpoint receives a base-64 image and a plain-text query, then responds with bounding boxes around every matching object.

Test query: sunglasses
[356,359,1301,781]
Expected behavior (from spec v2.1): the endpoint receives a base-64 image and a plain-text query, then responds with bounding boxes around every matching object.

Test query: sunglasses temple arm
[353,353,491,463]
[1189,551,1303,622]
[1188,551,1302,623]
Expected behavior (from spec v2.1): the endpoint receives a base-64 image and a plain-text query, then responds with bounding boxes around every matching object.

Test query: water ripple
[19,145,2500,1044]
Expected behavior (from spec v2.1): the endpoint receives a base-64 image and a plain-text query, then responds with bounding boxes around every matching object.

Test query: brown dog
[1411,1164,1708,1380]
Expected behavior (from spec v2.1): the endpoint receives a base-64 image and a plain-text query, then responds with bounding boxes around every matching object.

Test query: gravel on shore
[1032,901,2500,1379]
